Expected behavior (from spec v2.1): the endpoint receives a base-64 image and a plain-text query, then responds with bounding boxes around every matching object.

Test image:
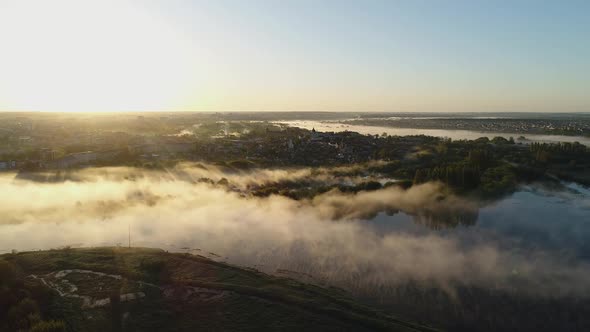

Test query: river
[2,167,589,330]
[276,120,590,145]
[1,170,589,293]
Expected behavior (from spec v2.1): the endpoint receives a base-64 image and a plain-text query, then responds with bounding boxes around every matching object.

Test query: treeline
[528,142,590,165]
[413,163,482,190]
[413,147,518,196]
[529,142,588,154]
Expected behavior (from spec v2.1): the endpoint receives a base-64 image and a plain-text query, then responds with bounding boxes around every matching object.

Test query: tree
[30,320,66,332]
[413,169,426,184]
[491,136,509,144]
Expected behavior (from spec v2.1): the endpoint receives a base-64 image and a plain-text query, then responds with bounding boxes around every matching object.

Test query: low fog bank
[11,161,400,196]
[2,165,590,298]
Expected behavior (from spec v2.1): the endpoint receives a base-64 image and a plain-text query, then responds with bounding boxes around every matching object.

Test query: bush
[228,159,256,169]
[480,165,517,196]
[7,298,39,330]
[139,258,171,282]
[30,320,67,332]
[0,260,18,287]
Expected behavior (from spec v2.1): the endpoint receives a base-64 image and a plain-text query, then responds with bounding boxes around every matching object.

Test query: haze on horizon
[0,0,588,113]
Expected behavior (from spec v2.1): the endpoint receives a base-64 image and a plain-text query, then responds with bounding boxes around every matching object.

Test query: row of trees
[529,142,588,154]
[413,163,482,189]
[529,142,589,164]
[413,143,519,196]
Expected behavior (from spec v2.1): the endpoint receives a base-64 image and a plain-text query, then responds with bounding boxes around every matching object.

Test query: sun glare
[0,0,199,112]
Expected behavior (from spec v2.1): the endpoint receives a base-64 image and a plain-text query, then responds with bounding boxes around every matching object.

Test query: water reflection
[369,184,590,262]
[414,208,479,229]
[378,206,478,230]
[2,167,590,301]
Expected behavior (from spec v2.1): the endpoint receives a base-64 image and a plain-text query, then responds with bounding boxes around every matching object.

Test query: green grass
[1,247,441,332]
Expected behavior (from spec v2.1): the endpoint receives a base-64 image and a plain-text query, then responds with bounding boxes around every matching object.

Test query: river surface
[370,183,590,262]
[1,174,589,288]
[1,182,587,254]
[2,166,590,332]
[277,120,590,145]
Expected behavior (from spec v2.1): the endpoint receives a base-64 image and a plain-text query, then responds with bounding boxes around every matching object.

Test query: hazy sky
[0,0,588,112]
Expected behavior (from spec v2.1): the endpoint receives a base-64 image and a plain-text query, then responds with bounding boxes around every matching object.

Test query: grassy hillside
[0,247,439,332]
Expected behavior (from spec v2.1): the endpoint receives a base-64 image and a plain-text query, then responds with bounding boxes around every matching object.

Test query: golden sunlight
[0,0,200,112]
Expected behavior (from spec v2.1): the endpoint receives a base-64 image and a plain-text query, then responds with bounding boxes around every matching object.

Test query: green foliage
[413,162,481,190]
[7,298,39,330]
[491,136,509,144]
[480,165,517,195]
[1,248,439,332]
[529,142,589,164]
[139,257,171,283]
[0,260,66,332]
[30,320,66,332]
[228,159,256,169]
[530,141,588,154]
[0,259,19,287]
[467,149,493,169]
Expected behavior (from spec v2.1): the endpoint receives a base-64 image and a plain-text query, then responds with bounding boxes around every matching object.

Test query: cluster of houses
[0,124,426,170]
[192,126,381,165]
[0,139,197,170]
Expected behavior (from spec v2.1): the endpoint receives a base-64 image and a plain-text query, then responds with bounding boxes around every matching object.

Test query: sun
[0,0,199,112]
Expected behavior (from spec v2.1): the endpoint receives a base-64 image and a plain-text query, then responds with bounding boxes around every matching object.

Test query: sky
[0,0,588,113]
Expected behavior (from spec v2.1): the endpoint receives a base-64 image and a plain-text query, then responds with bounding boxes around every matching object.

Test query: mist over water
[2,164,590,300]
[277,120,590,145]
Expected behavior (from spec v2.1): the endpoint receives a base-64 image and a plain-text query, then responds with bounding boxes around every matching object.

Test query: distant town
[1,112,589,194]
[346,114,590,137]
[0,113,425,170]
